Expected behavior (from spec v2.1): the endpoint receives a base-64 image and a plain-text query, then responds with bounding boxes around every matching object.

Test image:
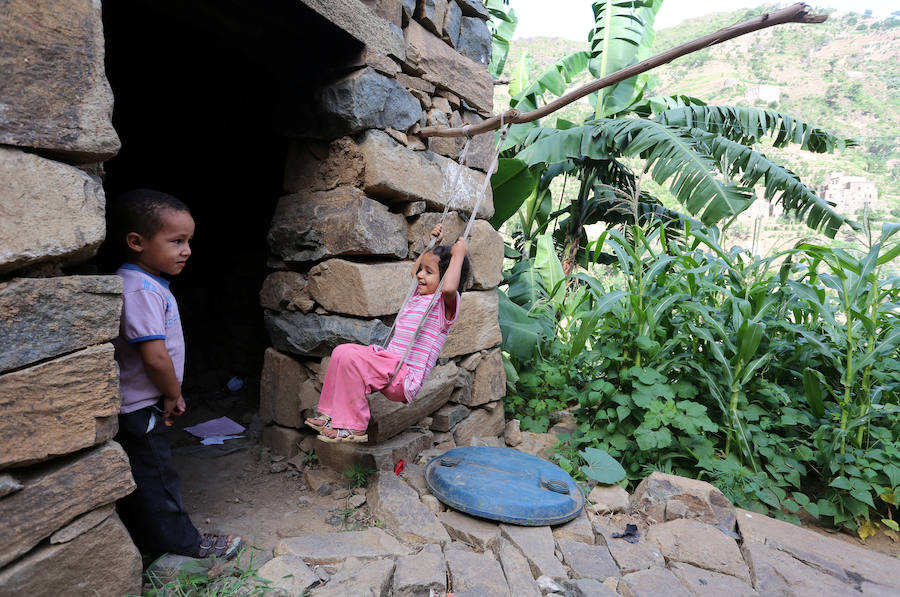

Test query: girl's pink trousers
[317,343,408,431]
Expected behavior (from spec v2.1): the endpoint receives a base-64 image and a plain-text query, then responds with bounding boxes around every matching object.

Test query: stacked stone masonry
[261,0,506,470]
[1,0,154,593]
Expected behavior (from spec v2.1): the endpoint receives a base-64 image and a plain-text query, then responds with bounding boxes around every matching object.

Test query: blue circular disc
[424,446,585,526]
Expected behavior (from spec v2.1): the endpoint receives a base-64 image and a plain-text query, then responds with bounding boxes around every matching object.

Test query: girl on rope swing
[305,223,471,443]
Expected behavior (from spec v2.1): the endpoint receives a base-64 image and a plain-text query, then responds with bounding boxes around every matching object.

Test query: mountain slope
[498,6,900,219]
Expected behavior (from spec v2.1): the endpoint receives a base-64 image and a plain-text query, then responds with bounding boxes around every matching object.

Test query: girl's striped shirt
[383,290,460,403]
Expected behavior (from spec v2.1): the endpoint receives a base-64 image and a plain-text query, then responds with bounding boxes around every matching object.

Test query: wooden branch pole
[420,2,827,138]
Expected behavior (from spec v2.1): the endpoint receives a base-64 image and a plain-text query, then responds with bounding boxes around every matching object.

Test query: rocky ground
[163,431,900,597]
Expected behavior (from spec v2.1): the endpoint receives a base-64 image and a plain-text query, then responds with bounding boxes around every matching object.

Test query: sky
[511,0,899,40]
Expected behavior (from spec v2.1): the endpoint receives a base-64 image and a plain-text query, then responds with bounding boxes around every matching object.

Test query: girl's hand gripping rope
[451,236,467,258]
[430,223,443,243]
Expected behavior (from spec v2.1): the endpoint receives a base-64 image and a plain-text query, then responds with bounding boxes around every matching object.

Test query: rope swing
[382,118,511,384]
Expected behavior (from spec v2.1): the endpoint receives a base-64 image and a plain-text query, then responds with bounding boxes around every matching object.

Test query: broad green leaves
[490,158,541,229]
[486,0,519,78]
[580,447,626,484]
[655,105,851,152]
[589,0,663,117]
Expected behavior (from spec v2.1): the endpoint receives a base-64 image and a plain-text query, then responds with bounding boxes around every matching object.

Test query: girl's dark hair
[111,189,190,250]
[427,244,472,291]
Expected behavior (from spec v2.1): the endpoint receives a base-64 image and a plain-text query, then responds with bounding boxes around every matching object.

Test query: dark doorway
[98,0,363,411]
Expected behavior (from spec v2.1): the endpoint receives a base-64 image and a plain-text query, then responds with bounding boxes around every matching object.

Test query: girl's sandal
[319,427,368,443]
[195,533,242,560]
[304,413,331,432]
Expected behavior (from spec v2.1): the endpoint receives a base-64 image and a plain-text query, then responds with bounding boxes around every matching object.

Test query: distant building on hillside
[746,84,781,104]
[819,172,879,214]
[743,189,783,220]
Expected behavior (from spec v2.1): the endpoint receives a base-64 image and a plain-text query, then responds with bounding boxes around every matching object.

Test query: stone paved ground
[176,442,899,597]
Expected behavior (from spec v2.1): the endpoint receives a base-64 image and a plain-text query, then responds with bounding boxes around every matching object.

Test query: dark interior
[95,0,363,410]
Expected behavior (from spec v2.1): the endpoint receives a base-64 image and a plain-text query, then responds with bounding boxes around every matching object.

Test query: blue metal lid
[424,446,585,526]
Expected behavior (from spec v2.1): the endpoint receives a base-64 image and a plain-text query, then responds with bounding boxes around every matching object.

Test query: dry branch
[420,2,827,138]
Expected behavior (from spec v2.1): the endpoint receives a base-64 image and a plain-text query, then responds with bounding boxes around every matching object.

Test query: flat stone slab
[312,556,395,596]
[259,348,315,428]
[619,567,692,597]
[404,19,493,112]
[368,472,450,545]
[0,275,122,373]
[0,0,120,161]
[496,538,541,597]
[0,441,135,568]
[0,514,140,597]
[588,485,629,515]
[438,510,501,551]
[736,508,900,592]
[669,562,759,597]
[316,429,433,472]
[441,290,502,358]
[267,187,407,265]
[557,538,620,581]
[265,310,390,358]
[740,539,858,597]
[592,517,665,574]
[358,129,494,220]
[552,508,594,544]
[431,403,471,432]
[647,518,750,583]
[445,545,510,597]
[399,462,430,496]
[564,578,620,597]
[275,528,410,564]
[49,503,115,544]
[0,147,107,273]
[393,544,447,597]
[307,259,411,317]
[451,402,505,447]
[500,524,567,581]
[256,555,320,596]
[0,344,121,468]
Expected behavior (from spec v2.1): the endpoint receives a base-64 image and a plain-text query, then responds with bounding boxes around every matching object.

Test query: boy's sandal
[304,413,331,432]
[319,428,368,443]
[195,533,242,560]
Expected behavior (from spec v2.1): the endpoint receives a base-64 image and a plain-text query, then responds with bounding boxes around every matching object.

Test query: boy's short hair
[112,189,190,249]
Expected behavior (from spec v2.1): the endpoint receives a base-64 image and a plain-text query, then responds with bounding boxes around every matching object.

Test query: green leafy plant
[486,0,518,79]
[343,463,376,489]
[139,548,272,597]
[580,447,626,484]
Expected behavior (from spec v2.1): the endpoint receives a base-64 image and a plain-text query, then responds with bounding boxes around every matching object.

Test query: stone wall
[0,0,142,594]
[0,0,505,592]
[259,0,506,468]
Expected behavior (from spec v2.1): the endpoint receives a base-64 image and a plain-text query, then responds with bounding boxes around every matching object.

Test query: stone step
[315,429,434,472]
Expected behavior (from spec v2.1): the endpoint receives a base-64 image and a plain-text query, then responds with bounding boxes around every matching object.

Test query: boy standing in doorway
[111,189,241,560]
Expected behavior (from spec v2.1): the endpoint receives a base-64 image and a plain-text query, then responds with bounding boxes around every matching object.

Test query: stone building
[745,84,780,104]
[0,0,504,593]
[820,172,880,214]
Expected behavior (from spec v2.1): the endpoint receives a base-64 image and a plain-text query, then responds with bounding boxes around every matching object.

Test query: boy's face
[127,208,195,276]
[416,251,441,295]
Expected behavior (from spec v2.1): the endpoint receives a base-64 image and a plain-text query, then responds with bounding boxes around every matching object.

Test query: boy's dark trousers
[115,403,201,557]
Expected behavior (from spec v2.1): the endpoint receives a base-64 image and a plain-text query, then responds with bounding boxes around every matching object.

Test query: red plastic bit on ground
[394,460,405,475]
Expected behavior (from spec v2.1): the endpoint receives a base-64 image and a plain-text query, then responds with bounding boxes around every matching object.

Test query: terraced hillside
[498,5,900,250]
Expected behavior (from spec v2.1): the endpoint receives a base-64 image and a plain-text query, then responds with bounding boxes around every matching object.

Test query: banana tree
[490,0,855,274]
